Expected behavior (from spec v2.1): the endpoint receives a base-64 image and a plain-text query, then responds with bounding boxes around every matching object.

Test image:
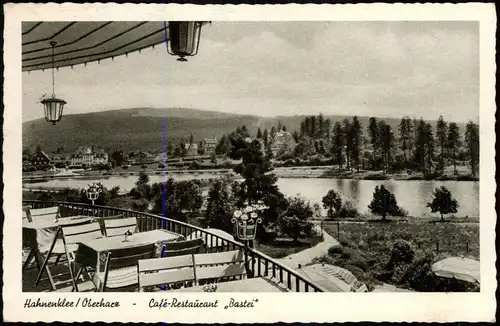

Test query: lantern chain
[50,41,57,98]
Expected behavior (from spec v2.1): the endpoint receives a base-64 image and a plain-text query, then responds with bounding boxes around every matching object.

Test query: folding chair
[194,250,247,285]
[103,217,138,237]
[160,238,204,257]
[91,243,157,292]
[138,238,203,291]
[26,206,61,223]
[35,221,103,291]
[138,254,196,292]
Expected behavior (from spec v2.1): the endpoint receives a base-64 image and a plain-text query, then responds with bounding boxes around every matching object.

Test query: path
[277,224,338,269]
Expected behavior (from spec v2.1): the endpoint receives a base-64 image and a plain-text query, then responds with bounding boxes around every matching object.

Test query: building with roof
[270,130,296,156]
[70,146,108,166]
[203,137,218,154]
[183,143,199,157]
[31,150,52,169]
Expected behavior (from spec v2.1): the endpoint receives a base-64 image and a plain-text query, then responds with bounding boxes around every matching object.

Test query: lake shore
[23,165,479,182]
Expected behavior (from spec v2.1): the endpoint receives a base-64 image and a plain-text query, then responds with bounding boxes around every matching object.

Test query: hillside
[22,107,468,153]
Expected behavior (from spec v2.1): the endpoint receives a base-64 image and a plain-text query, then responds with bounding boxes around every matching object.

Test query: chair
[137,238,203,291]
[26,206,61,223]
[103,216,138,237]
[35,221,103,291]
[160,238,204,257]
[93,243,157,292]
[138,254,196,292]
[194,250,246,284]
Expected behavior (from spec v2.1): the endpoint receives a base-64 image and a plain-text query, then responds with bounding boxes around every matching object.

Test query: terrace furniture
[160,237,204,257]
[137,249,246,292]
[35,220,103,291]
[78,243,157,292]
[22,212,92,290]
[103,216,138,237]
[75,229,184,275]
[170,276,288,292]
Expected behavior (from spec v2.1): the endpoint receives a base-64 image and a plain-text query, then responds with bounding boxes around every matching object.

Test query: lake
[24,175,479,218]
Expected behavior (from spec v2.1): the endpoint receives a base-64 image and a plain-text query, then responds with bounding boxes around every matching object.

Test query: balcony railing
[23,200,327,292]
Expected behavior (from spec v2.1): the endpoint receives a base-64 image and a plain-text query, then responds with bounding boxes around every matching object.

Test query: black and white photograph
[3,3,496,323]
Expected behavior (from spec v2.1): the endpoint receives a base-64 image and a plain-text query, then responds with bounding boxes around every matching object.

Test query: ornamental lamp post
[232,203,267,277]
[167,21,207,62]
[84,183,103,216]
[41,41,67,125]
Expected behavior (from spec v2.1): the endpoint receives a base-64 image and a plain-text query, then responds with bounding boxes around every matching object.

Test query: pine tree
[446,122,461,175]
[465,121,479,177]
[436,115,448,170]
[331,121,345,169]
[343,119,353,171]
[318,114,324,139]
[310,116,317,139]
[263,128,269,147]
[351,116,362,172]
[256,127,262,139]
[324,118,332,143]
[398,117,412,167]
[378,121,394,173]
[368,117,379,169]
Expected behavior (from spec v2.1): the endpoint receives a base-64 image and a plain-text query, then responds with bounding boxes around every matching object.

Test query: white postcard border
[3,3,497,323]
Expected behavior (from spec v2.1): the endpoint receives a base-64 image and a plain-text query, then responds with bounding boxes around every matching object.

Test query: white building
[70,147,108,166]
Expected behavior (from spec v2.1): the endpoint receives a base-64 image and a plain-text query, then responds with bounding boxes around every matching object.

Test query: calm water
[25,175,479,218]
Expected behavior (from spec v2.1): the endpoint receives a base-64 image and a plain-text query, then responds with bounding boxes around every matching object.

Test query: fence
[23,200,327,293]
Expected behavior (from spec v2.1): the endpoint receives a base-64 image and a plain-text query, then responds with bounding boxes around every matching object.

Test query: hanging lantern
[41,41,66,125]
[167,21,205,62]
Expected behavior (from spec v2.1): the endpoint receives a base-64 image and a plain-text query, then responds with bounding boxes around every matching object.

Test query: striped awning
[23,22,205,72]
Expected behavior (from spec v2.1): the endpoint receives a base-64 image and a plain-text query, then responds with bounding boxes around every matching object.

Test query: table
[170,277,288,292]
[77,229,184,273]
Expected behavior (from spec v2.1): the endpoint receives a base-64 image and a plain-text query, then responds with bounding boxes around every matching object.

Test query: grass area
[255,236,323,259]
[320,220,479,292]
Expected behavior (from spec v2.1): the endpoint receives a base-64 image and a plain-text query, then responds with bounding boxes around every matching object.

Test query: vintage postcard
[3,2,497,323]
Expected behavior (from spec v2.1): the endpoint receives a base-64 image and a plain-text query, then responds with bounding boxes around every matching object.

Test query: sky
[22,21,479,123]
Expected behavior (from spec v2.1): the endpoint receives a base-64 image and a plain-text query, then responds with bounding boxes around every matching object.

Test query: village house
[203,137,218,154]
[70,146,108,166]
[270,130,296,156]
[184,143,199,157]
[31,150,52,169]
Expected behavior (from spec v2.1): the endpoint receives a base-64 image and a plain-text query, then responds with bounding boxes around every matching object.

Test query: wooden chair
[103,216,138,237]
[35,221,103,291]
[93,243,157,292]
[26,206,61,223]
[194,250,246,284]
[138,254,196,292]
[137,238,203,291]
[160,238,204,257]
[137,249,246,292]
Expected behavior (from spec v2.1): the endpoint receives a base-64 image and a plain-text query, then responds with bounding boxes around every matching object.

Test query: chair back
[162,238,203,257]
[194,250,246,282]
[106,243,157,270]
[103,216,137,237]
[26,206,60,223]
[61,221,103,246]
[138,254,196,291]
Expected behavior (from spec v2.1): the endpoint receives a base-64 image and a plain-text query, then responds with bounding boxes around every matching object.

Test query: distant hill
[22,107,468,153]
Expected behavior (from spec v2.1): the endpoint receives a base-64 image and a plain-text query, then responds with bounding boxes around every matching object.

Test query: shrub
[390,240,415,265]
[338,200,359,218]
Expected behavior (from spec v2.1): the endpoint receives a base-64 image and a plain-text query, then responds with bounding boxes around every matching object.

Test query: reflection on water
[276,178,479,218]
[25,175,479,218]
